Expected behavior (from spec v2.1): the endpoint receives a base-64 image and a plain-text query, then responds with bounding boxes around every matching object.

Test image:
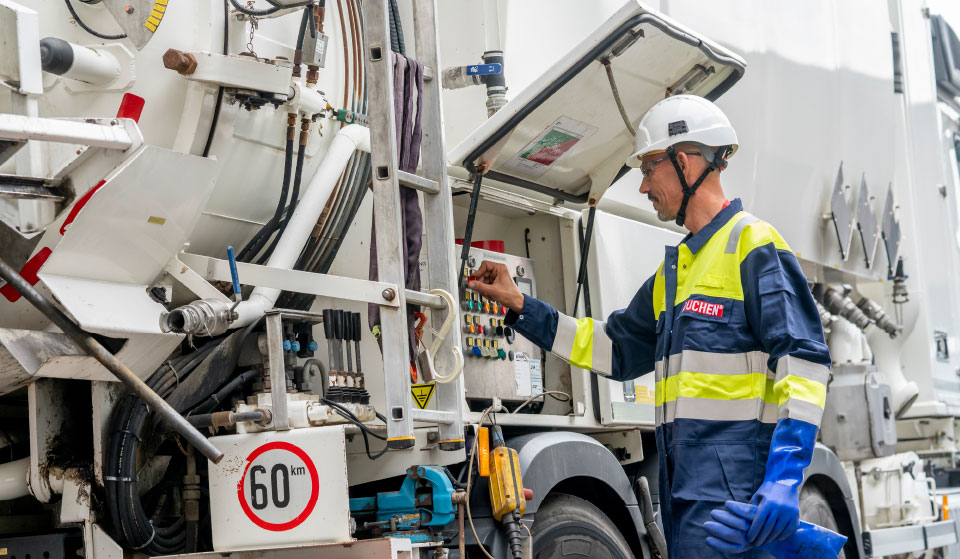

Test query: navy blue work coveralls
[505,199,830,557]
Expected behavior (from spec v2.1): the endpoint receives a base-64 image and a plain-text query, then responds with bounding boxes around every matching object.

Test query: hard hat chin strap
[667,145,731,228]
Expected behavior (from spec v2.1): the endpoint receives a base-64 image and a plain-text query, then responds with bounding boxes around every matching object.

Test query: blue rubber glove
[747,480,799,544]
[705,501,847,559]
[749,418,818,546]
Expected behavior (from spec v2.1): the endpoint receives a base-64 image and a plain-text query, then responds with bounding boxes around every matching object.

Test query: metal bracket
[829,162,855,261]
[855,174,879,268]
[881,182,901,275]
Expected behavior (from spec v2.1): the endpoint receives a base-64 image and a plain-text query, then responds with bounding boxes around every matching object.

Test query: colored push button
[473,315,480,325]
[496,326,504,336]
[508,350,515,361]
[472,346,483,357]
[501,306,508,315]
[282,340,292,351]
[484,303,491,313]
[291,341,301,352]
[497,349,506,360]
[465,325,475,335]
[308,340,319,351]
[478,325,484,335]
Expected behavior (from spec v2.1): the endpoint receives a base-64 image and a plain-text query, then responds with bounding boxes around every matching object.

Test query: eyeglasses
[640,151,702,178]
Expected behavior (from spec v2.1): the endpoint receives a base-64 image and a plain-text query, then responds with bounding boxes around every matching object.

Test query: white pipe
[64,44,120,85]
[233,124,370,327]
[0,458,30,501]
[482,0,503,52]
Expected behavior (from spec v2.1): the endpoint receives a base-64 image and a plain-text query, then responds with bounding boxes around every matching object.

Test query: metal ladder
[361,0,464,451]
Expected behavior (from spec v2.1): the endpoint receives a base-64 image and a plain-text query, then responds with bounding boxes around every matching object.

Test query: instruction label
[503,116,598,178]
[237,441,319,531]
[411,382,436,409]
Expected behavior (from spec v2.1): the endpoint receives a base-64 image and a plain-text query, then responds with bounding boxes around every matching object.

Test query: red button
[501,307,508,315]
[523,488,534,500]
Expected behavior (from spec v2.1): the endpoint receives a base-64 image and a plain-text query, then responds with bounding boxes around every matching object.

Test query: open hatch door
[448,0,746,204]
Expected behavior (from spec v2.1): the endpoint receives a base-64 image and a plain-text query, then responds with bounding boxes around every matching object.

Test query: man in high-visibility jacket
[468,94,830,558]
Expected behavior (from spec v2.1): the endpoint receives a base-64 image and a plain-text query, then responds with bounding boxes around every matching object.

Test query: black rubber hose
[63,0,126,40]
[228,0,279,17]
[239,137,295,262]
[258,141,306,265]
[201,0,229,158]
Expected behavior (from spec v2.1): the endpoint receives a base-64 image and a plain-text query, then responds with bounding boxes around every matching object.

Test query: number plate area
[207,425,352,551]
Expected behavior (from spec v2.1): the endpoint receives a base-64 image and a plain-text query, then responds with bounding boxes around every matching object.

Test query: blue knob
[291,341,301,352]
[308,340,318,351]
[282,340,292,351]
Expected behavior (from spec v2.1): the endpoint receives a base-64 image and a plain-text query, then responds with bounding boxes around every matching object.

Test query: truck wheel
[799,484,846,559]
[532,494,634,559]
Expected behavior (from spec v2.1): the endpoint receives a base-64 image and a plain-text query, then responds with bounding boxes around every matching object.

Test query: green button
[497,349,506,360]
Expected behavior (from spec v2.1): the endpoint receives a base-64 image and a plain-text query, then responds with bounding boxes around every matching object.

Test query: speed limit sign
[237,441,320,531]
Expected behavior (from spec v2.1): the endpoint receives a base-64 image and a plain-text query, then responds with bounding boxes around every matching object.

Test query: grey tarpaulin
[368,52,425,365]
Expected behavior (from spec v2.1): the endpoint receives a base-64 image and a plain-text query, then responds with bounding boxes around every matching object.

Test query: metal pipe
[0,256,224,464]
[0,457,29,501]
[40,37,120,86]
[187,410,265,428]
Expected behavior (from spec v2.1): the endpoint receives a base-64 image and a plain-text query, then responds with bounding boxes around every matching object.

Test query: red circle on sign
[237,441,320,531]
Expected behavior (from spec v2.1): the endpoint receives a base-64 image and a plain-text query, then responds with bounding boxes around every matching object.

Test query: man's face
[638,152,683,222]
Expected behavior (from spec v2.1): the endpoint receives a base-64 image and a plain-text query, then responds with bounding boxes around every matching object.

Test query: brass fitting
[306,65,320,85]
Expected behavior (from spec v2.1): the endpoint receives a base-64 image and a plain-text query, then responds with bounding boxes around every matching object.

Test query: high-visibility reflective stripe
[657,350,768,378]
[551,314,612,376]
[773,374,827,409]
[774,355,829,385]
[591,322,613,376]
[779,398,824,425]
[661,397,780,424]
[725,214,761,254]
[656,372,776,404]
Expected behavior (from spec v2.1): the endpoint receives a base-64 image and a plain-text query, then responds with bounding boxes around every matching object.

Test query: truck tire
[799,484,846,559]
[532,494,634,559]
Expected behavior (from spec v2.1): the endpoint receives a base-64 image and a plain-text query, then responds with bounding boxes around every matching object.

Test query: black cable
[295,5,312,51]
[388,0,405,54]
[572,205,597,316]
[321,399,388,460]
[524,228,531,258]
[201,0,229,158]
[228,0,279,17]
[458,173,484,289]
[63,0,126,40]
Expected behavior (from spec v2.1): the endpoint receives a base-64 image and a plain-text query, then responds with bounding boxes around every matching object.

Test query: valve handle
[226,246,241,298]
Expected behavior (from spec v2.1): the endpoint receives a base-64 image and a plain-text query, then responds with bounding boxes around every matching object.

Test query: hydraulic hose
[238,128,295,263]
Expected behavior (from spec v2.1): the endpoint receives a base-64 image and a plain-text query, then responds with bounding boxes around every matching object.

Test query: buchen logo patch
[682,299,724,318]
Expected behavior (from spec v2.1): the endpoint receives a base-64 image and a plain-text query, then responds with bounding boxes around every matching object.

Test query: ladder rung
[411,409,456,425]
[405,289,445,310]
[398,170,440,194]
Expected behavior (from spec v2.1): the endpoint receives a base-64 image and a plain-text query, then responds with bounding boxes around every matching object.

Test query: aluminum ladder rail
[361,0,464,451]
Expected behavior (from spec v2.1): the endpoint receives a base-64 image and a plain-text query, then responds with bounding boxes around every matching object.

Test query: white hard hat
[625,94,738,168]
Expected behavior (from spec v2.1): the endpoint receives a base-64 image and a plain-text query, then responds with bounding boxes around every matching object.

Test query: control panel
[459,246,542,406]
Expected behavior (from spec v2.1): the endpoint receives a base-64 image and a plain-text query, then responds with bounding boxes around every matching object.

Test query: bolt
[162,49,198,75]
[124,5,134,14]
[382,288,396,301]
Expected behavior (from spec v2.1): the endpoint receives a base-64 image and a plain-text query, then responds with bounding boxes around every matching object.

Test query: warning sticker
[502,116,598,179]
[237,441,319,531]
[411,382,436,409]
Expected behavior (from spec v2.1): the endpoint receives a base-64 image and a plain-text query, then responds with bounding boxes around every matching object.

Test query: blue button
[282,340,292,351]
[472,346,482,357]
[308,340,319,351]
[291,341,301,352]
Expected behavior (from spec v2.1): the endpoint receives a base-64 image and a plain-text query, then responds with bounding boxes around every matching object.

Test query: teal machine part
[349,466,457,543]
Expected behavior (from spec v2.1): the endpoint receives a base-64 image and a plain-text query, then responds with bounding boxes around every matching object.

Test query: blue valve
[226,246,241,305]
[308,340,319,352]
[291,341,301,352]
[282,340,292,351]
[466,63,502,76]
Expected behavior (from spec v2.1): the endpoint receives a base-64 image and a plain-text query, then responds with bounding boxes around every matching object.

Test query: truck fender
[805,443,864,559]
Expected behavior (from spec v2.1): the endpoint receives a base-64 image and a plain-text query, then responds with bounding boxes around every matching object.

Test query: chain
[246,2,258,57]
